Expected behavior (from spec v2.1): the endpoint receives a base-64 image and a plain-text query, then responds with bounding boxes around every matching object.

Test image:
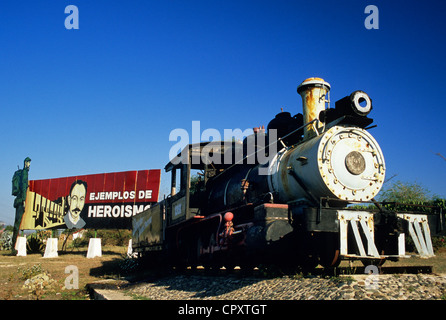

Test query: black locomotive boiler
[132,78,442,270]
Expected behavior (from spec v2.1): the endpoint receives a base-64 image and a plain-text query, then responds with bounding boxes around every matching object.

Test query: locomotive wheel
[317,233,341,268]
[298,255,319,272]
[223,262,236,272]
[208,233,216,256]
[204,233,219,270]
[319,249,341,268]
[196,236,204,264]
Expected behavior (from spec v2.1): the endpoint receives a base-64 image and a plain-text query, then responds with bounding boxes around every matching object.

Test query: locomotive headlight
[335,90,372,117]
[351,91,372,116]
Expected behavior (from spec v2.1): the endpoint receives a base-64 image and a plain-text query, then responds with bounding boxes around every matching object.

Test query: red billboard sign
[21,170,161,230]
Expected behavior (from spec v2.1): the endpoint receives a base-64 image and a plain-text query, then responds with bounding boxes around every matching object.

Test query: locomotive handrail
[278,118,321,145]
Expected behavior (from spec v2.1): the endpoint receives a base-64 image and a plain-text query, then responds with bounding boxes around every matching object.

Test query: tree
[378,180,431,203]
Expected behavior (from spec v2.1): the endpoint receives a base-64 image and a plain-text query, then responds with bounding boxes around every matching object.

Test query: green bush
[26,233,44,253]
[0,231,12,251]
[16,264,44,280]
[432,236,446,250]
[68,229,131,248]
[98,229,131,246]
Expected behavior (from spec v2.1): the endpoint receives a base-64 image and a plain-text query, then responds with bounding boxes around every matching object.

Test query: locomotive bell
[297,77,331,140]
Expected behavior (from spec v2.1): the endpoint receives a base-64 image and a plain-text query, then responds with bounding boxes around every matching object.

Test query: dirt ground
[0,245,445,300]
[0,245,128,300]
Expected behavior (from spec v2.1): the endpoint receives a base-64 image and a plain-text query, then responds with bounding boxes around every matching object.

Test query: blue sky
[0,0,445,225]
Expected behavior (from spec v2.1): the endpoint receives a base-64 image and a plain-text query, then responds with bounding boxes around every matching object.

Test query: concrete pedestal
[15,236,27,256]
[127,239,137,258]
[44,238,58,258]
[87,238,102,258]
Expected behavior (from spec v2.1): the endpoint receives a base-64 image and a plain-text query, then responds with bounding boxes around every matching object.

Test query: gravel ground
[123,272,446,300]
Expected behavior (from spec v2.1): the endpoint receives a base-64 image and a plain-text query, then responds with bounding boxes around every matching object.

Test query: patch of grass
[60,288,90,300]
[15,263,45,280]
[0,245,127,300]
[126,292,152,300]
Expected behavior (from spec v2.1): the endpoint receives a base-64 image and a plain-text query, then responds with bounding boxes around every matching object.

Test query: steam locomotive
[132,78,442,270]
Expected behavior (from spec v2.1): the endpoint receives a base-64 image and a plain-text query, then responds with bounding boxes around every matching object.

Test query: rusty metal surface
[297,77,331,139]
[319,126,386,201]
[132,203,163,249]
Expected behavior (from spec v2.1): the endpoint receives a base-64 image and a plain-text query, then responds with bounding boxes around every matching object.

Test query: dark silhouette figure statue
[11,157,31,253]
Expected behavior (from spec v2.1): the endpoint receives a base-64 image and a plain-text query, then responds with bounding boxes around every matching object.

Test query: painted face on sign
[68,183,86,221]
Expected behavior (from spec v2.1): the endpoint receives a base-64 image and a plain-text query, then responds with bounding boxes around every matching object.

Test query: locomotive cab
[133,141,242,258]
[164,141,245,223]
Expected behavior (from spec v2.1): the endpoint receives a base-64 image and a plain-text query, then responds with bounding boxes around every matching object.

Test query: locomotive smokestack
[297,77,331,139]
